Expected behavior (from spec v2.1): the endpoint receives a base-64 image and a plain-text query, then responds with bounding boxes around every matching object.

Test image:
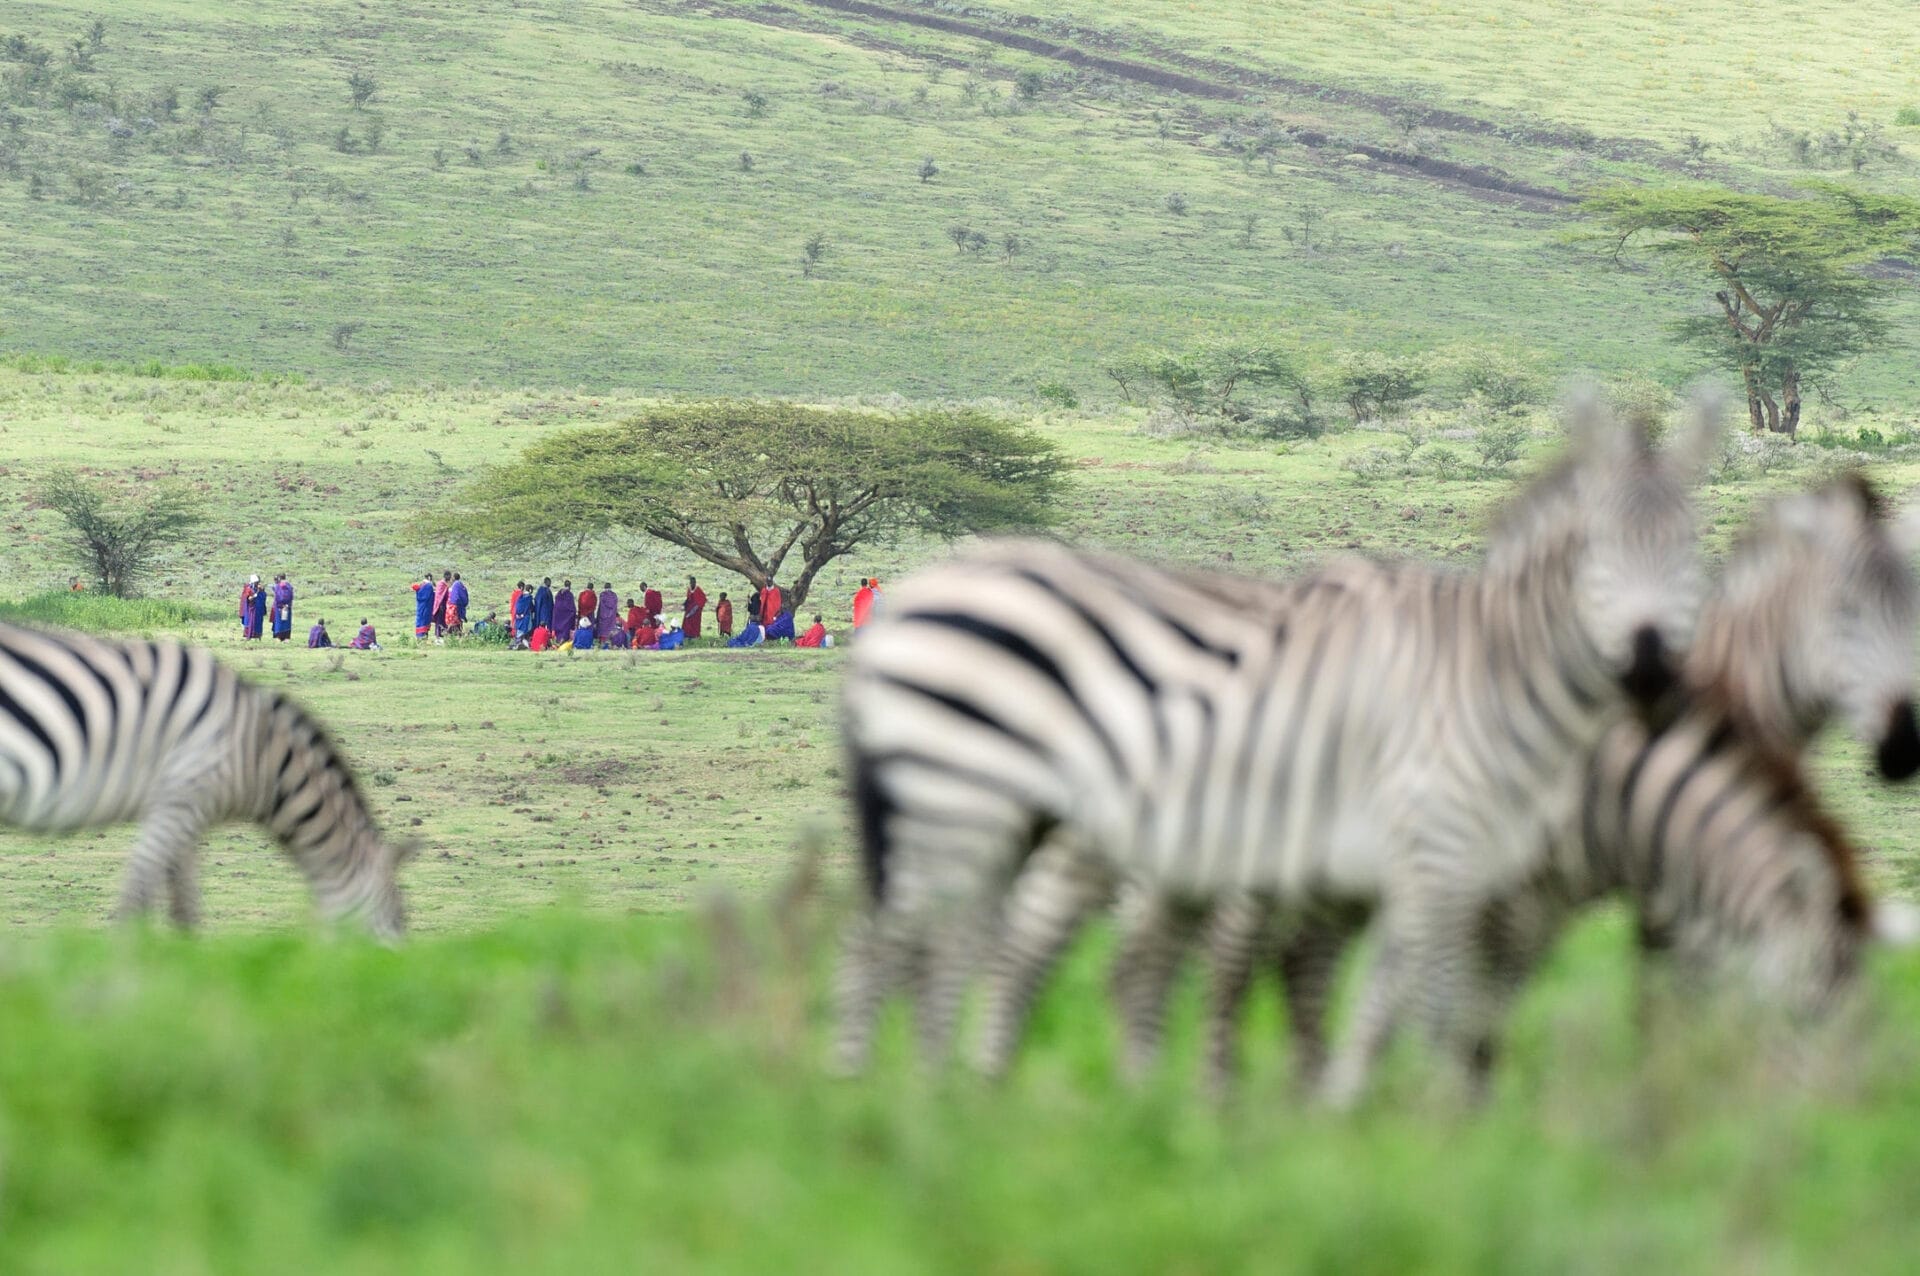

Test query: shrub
[1335,350,1429,423]
[348,69,377,109]
[1474,418,1531,471]
[918,156,938,183]
[1339,445,1403,484]
[1163,191,1188,216]
[1451,346,1541,413]
[738,150,753,171]
[1897,107,1920,127]
[331,320,364,350]
[800,233,827,278]
[36,469,205,598]
[1014,69,1045,100]
[743,89,768,118]
[1035,380,1078,409]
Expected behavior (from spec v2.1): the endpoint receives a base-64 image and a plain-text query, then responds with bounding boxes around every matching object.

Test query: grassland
[9,0,1920,1268]
[3,0,1920,403]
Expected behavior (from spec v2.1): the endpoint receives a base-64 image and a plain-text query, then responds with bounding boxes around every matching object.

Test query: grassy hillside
[3,0,1919,402]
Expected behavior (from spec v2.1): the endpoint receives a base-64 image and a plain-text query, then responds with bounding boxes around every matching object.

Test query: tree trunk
[1780,368,1802,440]
[1740,367,1767,434]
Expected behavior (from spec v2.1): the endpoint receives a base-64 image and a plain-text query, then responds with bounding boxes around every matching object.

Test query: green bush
[1474,418,1532,471]
[1896,106,1920,127]
[0,590,209,632]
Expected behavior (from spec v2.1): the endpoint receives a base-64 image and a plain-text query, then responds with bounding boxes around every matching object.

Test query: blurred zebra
[1155,473,1920,1098]
[837,394,1721,1079]
[0,623,413,938]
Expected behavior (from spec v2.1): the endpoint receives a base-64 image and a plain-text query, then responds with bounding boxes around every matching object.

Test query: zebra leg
[165,845,204,931]
[913,907,986,1067]
[1201,895,1273,1099]
[1276,911,1360,1096]
[1109,892,1205,1084]
[973,841,1115,1079]
[1316,920,1411,1112]
[114,802,210,925]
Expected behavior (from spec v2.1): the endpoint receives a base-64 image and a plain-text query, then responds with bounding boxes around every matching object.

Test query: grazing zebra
[836,394,1721,1080]
[1158,472,1920,1098]
[0,623,413,938]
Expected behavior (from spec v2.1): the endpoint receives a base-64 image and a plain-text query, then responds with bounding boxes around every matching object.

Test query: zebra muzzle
[1618,625,1676,709]
[1876,698,1920,781]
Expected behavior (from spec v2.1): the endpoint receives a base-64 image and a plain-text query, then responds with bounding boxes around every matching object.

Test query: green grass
[2,0,1919,403]
[0,589,213,632]
[8,902,1920,1273]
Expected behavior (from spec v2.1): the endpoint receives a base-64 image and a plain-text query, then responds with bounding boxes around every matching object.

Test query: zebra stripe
[836,396,1721,1076]
[0,622,411,938]
[1161,472,1920,1097]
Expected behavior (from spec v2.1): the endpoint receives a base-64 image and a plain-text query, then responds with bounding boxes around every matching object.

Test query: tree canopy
[429,401,1067,605]
[38,468,205,598]
[1582,182,1920,437]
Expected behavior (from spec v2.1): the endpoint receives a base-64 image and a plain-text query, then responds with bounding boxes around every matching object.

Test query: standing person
[432,572,453,639]
[682,576,706,640]
[533,577,555,631]
[239,575,264,640]
[625,595,647,640]
[575,581,595,629]
[595,582,620,645]
[762,581,783,632]
[271,573,295,642]
[853,578,877,631]
[450,572,470,631]
[643,580,663,622]
[512,582,533,644]
[715,592,734,638]
[553,579,576,639]
[796,614,828,648]
[413,576,436,641]
[308,617,332,648]
[509,580,525,626]
[746,589,762,628]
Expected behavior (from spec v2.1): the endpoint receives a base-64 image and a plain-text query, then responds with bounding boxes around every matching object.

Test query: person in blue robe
[534,577,555,630]
[727,623,765,648]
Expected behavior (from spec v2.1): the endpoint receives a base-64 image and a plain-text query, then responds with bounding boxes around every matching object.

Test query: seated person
[572,614,595,650]
[472,610,498,636]
[726,622,765,648]
[795,615,828,648]
[656,621,686,651]
[530,624,553,653]
[634,617,661,649]
[308,618,333,649]
[349,619,380,650]
[607,626,631,650]
[765,608,796,642]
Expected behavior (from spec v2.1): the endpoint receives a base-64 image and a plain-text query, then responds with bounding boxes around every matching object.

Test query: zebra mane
[1683,673,1871,931]
[260,687,375,817]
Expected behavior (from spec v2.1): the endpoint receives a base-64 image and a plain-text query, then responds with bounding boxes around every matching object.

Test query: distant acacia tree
[1584,182,1920,437]
[38,469,204,597]
[428,402,1067,605]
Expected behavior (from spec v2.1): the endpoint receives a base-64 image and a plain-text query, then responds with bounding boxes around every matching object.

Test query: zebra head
[320,829,414,943]
[1759,477,1920,780]
[1557,387,1723,708]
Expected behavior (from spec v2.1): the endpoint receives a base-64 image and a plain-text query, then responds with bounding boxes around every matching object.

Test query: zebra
[0,622,413,939]
[1136,472,1920,1099]
[836,393,1722,1080]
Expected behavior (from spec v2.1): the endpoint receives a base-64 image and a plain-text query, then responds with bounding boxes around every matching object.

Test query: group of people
[246,568,886,656]
[237,574,296,642]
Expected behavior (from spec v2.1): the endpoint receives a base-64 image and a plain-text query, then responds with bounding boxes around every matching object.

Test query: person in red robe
[715,593,734,638]
[635,616,661,649]
[682,576,706,639]
[761,582,782,630]
[577,583,597,627]
[796,614,828,648]
[625,599,646,638]
[643,581,664,621]
[431,572,452,639]
[530,624,553,653]
[852,578,876,630]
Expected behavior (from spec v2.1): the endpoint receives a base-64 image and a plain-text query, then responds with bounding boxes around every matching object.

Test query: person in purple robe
[552,578,576,638]
[240,574,265,640]
[594,582,620,644]
[271,574,294,642]
[450,573,470,625]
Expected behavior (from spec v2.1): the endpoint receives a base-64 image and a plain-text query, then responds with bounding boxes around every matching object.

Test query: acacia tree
[1584,182,1920,437]
[429,401,1067,605]
[38,469,204,597]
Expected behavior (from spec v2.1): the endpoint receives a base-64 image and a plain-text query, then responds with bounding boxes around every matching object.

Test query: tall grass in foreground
[0,591,213,633]
[3,865,1920,1274]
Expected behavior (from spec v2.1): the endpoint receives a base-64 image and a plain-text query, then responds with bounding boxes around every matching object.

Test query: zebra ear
[387,837,422,869]
[1872,898,1920,948]
[1665,384,1725,483]
[1564,383,1624,462]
